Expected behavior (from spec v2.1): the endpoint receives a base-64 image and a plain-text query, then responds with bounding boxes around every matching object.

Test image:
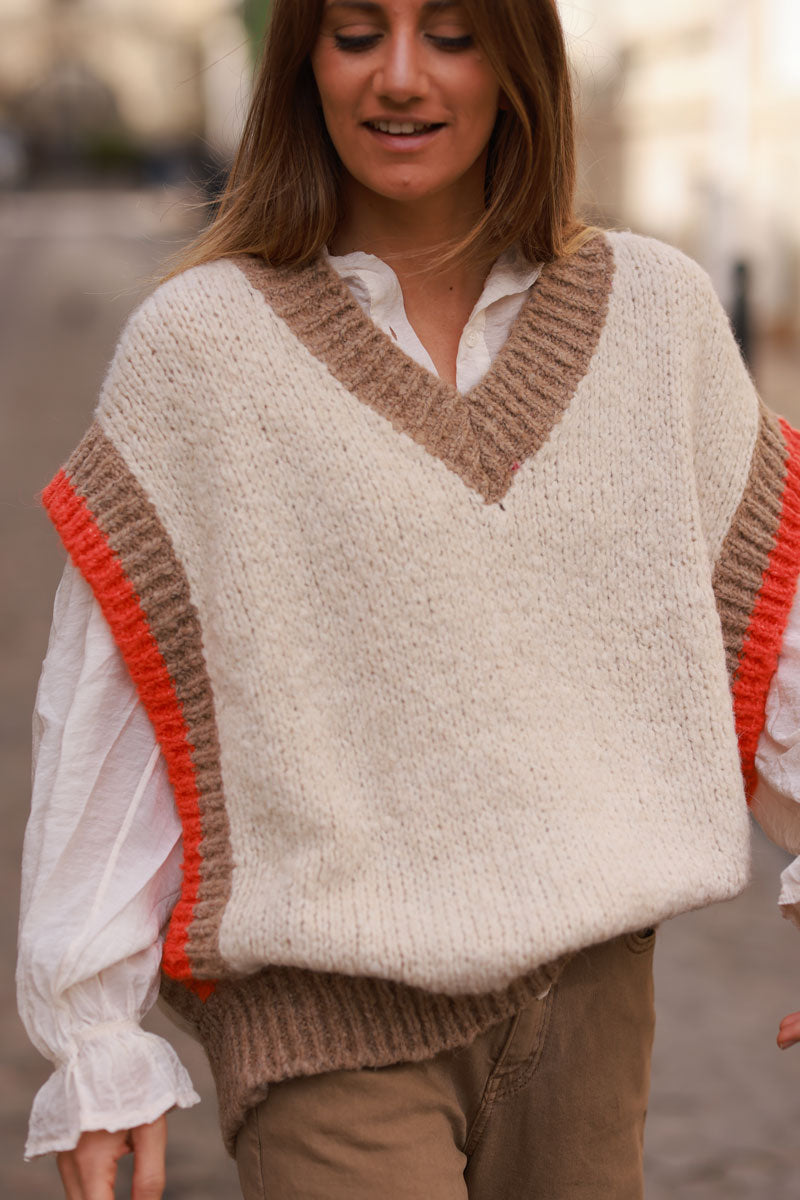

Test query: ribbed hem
[161,954,570,1155]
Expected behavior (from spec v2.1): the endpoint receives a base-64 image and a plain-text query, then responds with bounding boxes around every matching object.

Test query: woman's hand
[56,1116,166,1199]
[777,1011,800,1050]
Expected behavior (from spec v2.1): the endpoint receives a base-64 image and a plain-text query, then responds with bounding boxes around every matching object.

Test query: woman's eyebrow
[326,1,383,11]
[326,1,460,11]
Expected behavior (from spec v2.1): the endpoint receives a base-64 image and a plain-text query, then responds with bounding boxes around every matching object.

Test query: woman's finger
[777,1010,800,1049]
[72,1129,130,1200]
[56,1151,84,1200]
[130,1117,167,1200]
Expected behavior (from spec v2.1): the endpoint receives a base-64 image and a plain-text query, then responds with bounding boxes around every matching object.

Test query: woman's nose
[374,33,429,103]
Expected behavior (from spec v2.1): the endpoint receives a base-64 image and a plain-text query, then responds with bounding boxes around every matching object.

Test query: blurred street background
[2,1,800,1196]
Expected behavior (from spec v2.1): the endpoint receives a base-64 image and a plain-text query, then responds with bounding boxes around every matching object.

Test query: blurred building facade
[564,0,800,337]
[0,0,251,184]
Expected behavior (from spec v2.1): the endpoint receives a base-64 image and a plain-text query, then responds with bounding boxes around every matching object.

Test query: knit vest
[43,230,800,1152]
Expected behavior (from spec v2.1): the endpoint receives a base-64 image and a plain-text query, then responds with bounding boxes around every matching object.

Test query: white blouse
[18,245,800,1158]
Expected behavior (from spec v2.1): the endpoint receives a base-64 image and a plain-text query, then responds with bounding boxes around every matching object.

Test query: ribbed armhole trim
[42,446,218,1000]
[718,412,800,798]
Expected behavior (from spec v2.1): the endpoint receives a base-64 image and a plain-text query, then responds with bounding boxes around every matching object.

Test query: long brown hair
[163,0,594,282]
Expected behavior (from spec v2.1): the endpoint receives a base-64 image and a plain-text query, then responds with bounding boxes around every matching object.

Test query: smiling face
[311,0,502,214]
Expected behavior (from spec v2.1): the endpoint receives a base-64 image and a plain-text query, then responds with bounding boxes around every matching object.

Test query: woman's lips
[362,120,446,149]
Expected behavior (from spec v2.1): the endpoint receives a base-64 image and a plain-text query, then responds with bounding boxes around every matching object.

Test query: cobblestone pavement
[2,190,800,1198]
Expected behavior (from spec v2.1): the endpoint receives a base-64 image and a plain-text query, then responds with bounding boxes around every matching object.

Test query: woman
[18,1,800,1197]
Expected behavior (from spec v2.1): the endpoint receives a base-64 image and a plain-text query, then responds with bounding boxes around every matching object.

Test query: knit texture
[42,229,800,1153]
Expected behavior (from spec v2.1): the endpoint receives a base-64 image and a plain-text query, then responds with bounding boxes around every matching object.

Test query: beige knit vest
[44,230,800,1151]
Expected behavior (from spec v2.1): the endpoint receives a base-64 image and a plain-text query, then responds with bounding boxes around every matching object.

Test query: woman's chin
[350,171,468,209]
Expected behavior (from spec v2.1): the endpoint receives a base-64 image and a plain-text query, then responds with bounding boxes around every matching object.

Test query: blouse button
[464,330,479,349]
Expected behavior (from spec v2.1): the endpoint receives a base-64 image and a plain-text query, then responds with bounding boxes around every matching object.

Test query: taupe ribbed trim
[234,234,615,505]
[63,424,232,978]
[712,402,787,683]
[161,952,570,1155]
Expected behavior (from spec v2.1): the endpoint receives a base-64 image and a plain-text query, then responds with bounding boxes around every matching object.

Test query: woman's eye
[334,33,381,52]
[428,33,474,51]
[332,30,474,54]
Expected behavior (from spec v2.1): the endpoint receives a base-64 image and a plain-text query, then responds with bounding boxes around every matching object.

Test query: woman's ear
[498,90,511,112]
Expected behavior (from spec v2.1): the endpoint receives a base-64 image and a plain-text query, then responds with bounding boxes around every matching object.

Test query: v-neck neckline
[233,232,615,505]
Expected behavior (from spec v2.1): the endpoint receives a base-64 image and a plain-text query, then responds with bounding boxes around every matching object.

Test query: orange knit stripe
[42,469,214,1001]
[734,418,800,801]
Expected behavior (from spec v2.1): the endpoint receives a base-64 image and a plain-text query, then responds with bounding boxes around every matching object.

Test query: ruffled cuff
[24,1021,200,1159]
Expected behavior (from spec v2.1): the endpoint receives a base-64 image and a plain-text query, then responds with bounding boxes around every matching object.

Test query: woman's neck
[331,179,493,387]
[331,167,485,263]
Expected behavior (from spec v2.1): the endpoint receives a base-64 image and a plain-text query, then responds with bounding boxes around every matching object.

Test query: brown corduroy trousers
[235,929,656,1200]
